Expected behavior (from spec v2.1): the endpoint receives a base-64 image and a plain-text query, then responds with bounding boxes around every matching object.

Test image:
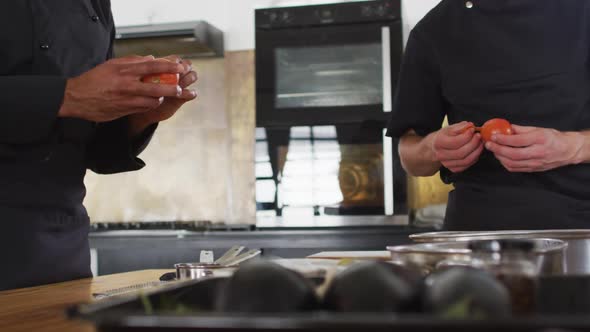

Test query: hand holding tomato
[431,121,485,173]
[128,55,198,137]
[58,55,186,122]
[485,124,584,172]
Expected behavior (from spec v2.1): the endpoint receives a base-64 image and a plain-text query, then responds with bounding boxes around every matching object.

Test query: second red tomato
[480,118,513,142]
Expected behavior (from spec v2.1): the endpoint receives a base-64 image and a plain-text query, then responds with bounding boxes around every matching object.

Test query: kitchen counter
[2,266,589,332]
[0,252,388,332]
[0,270,171,332]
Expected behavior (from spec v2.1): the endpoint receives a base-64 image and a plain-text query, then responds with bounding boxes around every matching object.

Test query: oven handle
[382,26,394,215]
[383,129,394,216]
[382,26,392,113]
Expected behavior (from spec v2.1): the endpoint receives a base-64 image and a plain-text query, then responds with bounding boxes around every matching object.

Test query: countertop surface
[0,269,171,332]
[0,252,391,332]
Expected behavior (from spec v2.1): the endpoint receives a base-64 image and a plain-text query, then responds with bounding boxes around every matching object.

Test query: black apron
[0,206,91,291]
[0,0,113,290]
[444,183,590,231]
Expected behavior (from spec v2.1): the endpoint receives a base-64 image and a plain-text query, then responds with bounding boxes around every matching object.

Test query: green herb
[337,258,355,266]
[440,296,488,320]
[139,291,154,315]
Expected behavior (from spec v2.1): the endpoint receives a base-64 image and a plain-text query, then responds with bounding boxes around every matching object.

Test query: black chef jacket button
[465,1,474,8]
[40,44,50,50]
[91,15,99,22]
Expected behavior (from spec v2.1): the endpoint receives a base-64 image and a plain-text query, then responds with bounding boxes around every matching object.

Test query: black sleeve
[0,76,65,144]
[386,29,446,138]
[86,118,157,174]
[85,1,158,174]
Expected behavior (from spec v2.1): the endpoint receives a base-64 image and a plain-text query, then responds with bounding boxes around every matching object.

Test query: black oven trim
[255,20,402,127]
[254,0,407,216]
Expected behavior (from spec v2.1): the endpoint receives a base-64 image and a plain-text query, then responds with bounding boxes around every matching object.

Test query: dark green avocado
[422,267,512,319]
[216,260,320,313]
[323,261,417,312]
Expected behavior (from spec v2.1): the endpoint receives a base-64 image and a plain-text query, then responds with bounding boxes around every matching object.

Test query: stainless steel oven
[255,0,402,127]
[254,0,406,219]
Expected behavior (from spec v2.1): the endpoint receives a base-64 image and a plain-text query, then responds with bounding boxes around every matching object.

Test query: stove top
[89,221,254,232]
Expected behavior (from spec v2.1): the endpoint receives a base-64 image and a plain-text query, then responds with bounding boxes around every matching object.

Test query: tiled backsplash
[84,51,256,224]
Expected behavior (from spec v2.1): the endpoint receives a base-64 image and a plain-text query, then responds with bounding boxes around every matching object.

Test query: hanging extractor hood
[114,21,224,58]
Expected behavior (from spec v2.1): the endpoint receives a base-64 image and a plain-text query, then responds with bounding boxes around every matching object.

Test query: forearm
[398,130,441,177]
[568,130,590,164]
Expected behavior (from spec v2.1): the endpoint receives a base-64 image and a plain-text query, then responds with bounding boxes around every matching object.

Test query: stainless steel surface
[381,26,392,113]
[114,21,224,58]
[410,230,590,275]
[388,238,567,275]
[256,215,410,228]
[174,263,234,280]
[175,247,259,280]
[88,227,419,276]
[199,250,214,263]
[214,246,245,265]
[92,281,170,299]
[383,130,394,216]
[222,249,262,266]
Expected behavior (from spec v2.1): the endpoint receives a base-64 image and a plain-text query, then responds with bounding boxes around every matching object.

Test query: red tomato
[141,73,179,85]
[480,118,513,142]
[140,58,180,85]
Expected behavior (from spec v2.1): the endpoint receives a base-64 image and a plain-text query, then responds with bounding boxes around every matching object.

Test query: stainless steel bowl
[174,263,236,280]
[388,238,567,275]
[410,230,590,275]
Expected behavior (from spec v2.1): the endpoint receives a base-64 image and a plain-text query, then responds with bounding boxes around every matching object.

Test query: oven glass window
[275,43,383,109]
[255,125,386,217]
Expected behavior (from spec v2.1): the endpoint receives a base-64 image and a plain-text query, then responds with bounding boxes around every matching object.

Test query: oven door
[256,21,402,127]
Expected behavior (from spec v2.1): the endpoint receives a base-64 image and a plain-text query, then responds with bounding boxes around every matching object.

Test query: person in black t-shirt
[387,0,590,231]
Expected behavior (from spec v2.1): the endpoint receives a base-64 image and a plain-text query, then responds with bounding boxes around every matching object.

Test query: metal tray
[68,275,590,332]
[387,238,567,275]
[410,230,590,274]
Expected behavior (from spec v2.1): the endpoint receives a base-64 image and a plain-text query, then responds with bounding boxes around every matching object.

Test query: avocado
[323,261,416,312]
[383,261,426,287]
[216,260,319,313]
[383,262,427,313]
[422,267,511,319]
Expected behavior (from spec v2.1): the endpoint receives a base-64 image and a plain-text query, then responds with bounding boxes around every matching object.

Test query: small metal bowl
[174,263,236,280]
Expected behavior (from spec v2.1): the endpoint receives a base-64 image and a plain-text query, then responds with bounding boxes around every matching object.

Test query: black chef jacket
[0,0,157,290]
[387,0,590,231]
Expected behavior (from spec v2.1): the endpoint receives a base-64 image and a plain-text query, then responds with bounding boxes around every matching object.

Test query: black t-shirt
[387,0,590,230]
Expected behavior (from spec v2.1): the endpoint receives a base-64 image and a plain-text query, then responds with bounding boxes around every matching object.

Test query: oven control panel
[256,0,400,29]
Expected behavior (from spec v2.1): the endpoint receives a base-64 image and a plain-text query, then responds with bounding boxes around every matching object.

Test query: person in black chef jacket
[0,1,198,290]
[387,0,590,231]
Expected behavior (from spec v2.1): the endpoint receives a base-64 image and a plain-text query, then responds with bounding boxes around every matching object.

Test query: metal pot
[410,230,590,275]
[388,238,567,275]
[173,247,261,281]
